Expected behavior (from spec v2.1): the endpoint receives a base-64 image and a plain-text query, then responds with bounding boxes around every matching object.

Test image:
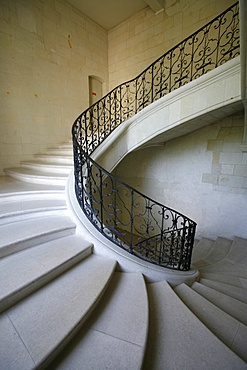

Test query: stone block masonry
[202,115,247,194]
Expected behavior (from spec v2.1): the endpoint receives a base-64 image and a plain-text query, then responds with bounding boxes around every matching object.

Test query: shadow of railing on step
[72,2,239,271]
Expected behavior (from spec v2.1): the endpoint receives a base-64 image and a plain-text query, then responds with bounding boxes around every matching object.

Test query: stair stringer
[92,56,241,174]
[66,57,241,286]
[66,171,199,286]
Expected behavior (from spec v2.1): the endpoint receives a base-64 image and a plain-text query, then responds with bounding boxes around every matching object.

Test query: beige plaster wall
[108,0,236,90]
[0,0,108,175]
[113,114,247,240]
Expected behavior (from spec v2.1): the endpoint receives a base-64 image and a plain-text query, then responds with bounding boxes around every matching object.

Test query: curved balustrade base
[66,172,199,286]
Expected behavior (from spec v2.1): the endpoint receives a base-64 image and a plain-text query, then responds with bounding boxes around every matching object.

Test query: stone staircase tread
[0,255,117,369]
[204,237,233,264]
[174,283,247,363]
[21,160,73,168]
[46,149,73,156]
[0,176,65,193]
[4,168,69,186]
[227,237,247,266]
[199,258,247,279]
[192,282,247,325]
[200,278,247,304]
[0,215,76,258]
[191,237,215,263]
[35,154,73,159]
[4,167,69,178]
[48,272,149,369]
[143,281,246,370]
[0,235,93,313]
[0,191,67,225]
[200,272,247,289]
[0,198,66,216]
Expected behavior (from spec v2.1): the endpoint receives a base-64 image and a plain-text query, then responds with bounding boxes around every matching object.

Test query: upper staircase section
[71,3,241,273]
[72,2,240,159]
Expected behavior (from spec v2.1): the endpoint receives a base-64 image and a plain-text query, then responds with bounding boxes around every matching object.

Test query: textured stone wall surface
[0,0,108,174]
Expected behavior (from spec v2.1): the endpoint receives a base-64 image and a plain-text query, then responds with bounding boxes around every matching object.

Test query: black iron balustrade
[72,2,239,271]
[74,149,196,270]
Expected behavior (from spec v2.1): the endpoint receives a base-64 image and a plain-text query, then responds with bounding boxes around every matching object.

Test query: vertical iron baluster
[99,167,104,232]
[129,188,134,253]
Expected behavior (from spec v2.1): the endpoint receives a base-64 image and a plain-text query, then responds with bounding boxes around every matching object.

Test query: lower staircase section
[3,142,73,186]
[0,142,247,369]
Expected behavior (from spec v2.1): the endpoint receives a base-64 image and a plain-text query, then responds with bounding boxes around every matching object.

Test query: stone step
[34,154,73,165]
[174,283,247,363]
[46,148,73,156]
[20,160,73,174]
[200,272,247,289]
[0,254,117,369]
[48,272,148,370]
[191,237,215,264]
[4,167,68,186]
[143,281,246,369]
[203,237,233,264]
[0,192,67,225]
[0,215,76,258]
[227,237,247,266]
[0,235,93,313]
[58,143,73,149]
[191,282,247,326]
[200,278,247,304]
[198,258,247,279]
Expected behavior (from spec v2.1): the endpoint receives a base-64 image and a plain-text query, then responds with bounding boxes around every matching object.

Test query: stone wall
[108,0,236,90]
[113,114,247,240]
[0,0,108,174]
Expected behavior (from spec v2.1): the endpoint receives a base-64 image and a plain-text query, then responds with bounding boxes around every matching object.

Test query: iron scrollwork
[72,3,239,271]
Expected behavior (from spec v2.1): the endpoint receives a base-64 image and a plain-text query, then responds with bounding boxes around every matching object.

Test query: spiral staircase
[0,140,247,369]
[1,3,247,368]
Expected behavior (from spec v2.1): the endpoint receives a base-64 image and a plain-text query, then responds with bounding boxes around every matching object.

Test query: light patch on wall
[17,4,37,33]
[68,34,72,48]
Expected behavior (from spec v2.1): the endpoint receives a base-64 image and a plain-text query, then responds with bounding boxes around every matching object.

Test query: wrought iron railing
[72,2,239,271]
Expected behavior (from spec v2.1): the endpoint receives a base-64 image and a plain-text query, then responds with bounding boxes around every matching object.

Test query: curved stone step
[0,193,67,225]
[200,278,247,304]
[191,282,247,325]
[143,281,246,369]
[48,272,149,370]
[226,237,247,266]
[20,160,72,174]
[200,272,247,289]
[0,235,93,313]
[46,148,73,156]
[203,237,233,264]
[0,215,76,258]
[4,167,68,186]
[198,258,247,279]
[34,154,73,165]
[174,283,247,363]
[0,254,117,369]
[191,237,214,264]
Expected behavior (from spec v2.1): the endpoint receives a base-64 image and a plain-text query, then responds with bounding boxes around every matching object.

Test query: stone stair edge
[174,282,247,363]
[143,280,247,369]
[0,215,76,259]
[0,235,94,314]
[199,277,247,304]
[191,281,247,326]
[48,271,149,370]
[1,255,117,370]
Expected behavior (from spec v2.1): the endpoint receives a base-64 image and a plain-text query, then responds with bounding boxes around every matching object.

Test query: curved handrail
[72,2,239,271]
